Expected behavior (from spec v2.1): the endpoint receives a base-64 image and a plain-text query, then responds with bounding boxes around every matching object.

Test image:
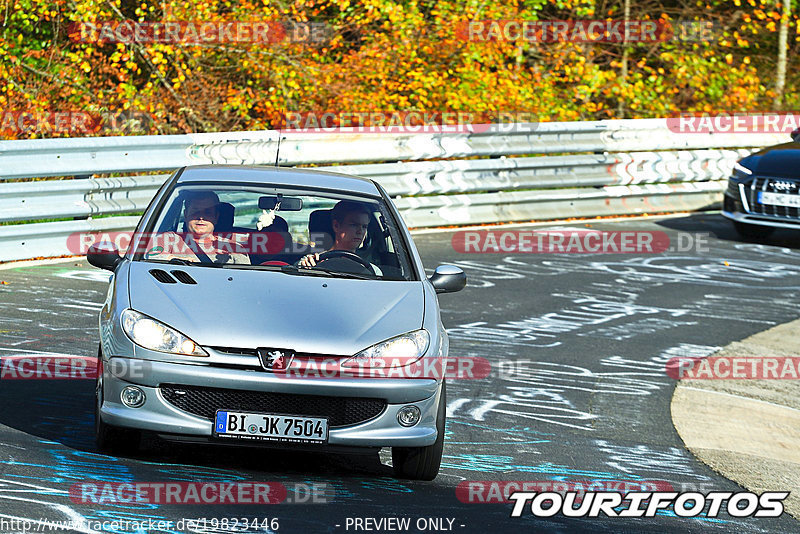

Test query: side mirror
[429,264,467,294]
[87,242,122,272]
[792,127,800,142]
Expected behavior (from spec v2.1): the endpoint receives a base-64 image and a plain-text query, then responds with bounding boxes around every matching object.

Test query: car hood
[127,262,424,355]
[741,143,800,178]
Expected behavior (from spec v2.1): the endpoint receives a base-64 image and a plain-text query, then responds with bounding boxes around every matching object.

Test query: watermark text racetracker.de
[69,230,326,256]
[70,481,332,505]
[456,20,720,43]
[668,111,800,134]
[667,356,800,379]
[452,229,709,254]
[0,517,281,533]
[457,480,676,503]
[69,20,332,44]
[0,110,152,136]
[0,353,494,381]
[278,110,538,134]
[0,355,152,380]
[0,355,97,380]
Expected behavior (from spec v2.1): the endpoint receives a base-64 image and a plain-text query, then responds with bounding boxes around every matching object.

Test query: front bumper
[723,178,800,230]
[722,208,800,230]
[101,356,442,448]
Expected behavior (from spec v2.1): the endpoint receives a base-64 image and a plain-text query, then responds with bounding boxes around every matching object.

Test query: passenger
[298,200,381,275]
[150,191,250,265]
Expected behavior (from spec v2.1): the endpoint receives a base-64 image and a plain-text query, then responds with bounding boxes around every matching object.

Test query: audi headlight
[732,162,753,179]
[342,330,430,368]
[121,309,208,356]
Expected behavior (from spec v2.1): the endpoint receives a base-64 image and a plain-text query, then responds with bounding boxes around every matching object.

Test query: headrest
[309,209,333,239]
[216,202,235,232]
[261,215,289,233]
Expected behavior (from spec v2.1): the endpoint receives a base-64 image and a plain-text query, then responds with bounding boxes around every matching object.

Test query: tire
[95,345,140,455]
[392,381,446,481]
[733,221,775,239]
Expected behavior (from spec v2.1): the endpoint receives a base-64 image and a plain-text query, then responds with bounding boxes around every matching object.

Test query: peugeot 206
[87,165,466,480]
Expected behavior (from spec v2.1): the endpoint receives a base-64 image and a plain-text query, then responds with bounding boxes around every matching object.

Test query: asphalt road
[1,212,800,533]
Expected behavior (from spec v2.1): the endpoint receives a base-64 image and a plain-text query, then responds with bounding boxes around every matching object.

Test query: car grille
[160,384,386,428]
[740,177,800,218]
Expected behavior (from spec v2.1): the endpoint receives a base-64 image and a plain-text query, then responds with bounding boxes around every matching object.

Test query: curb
[670,318,800,519]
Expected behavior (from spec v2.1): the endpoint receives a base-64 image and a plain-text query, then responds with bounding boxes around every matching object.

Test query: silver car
[87,165,466,480]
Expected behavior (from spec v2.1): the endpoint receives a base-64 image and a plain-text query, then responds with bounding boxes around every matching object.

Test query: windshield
[132,183,416,281]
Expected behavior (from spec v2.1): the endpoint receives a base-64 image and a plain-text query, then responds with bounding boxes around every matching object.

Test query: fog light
[121,386,146,408]
[397,405,421,427]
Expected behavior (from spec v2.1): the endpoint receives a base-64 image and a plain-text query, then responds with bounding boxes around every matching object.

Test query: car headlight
[732,162,753,179]
[121,309,208,356]
[342,330,430,368]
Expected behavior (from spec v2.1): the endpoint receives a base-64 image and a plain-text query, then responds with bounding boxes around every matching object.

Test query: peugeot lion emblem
[257,348,294,372]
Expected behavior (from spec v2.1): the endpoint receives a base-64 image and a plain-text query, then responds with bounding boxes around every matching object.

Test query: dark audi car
[723,132,800,237]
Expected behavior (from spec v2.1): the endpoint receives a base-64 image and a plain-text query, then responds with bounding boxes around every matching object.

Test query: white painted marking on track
[447,399,470,417]
[60,303,103,311]
[0,348,86,358]
[56,270,112,283]
[0,479,100,534]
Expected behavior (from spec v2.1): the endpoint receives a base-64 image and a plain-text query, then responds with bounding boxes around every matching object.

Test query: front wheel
[392,381,446,481]
[95,345,140,455]
[733,221,775,239]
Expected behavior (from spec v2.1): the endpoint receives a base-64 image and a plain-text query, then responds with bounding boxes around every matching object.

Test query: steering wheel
[317,250,373,272]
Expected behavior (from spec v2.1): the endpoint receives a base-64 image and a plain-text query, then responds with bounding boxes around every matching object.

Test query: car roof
[176,165,381,197]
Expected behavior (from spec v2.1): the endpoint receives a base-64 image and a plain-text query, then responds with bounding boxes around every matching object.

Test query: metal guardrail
[0,175,166,222]
[394,181,726,227]
[0,119,786,262]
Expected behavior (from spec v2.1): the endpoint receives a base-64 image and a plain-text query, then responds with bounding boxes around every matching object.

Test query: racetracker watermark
[69,481,331,505]
[667,112,800,134]
[0,518,281,533]
[456,20,719,43]
[0,355,96,380]
[452,230,709,254]
[69,231,331,256]
[456,481,676,503]
[507,491,788,518]
[68,21,332,44]
[669,20,722,42]
[456,20,670,43]
[0,110,152,136]
[275,356,491,380]
[279,111,538,134]
[0,356,152,380]
[667,356,800,379]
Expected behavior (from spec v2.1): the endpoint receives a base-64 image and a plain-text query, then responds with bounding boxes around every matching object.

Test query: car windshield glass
[132,183,415,281]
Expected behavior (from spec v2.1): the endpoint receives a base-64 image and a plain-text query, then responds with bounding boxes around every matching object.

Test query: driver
[298,200,382,275]
[151,191,250,265]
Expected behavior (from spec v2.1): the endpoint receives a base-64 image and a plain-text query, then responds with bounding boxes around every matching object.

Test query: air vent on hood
[170,270,197,285]
[149,269,177,284]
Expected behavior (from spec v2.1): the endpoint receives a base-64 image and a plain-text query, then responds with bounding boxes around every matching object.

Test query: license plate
[214,411,328,443]
[758,191,800,208]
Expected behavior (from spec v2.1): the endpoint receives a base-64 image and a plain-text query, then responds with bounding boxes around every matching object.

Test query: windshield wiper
[314,268,375,280]
[268,265,375,280]
[279,265,335,277]
[217,263,282,271]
